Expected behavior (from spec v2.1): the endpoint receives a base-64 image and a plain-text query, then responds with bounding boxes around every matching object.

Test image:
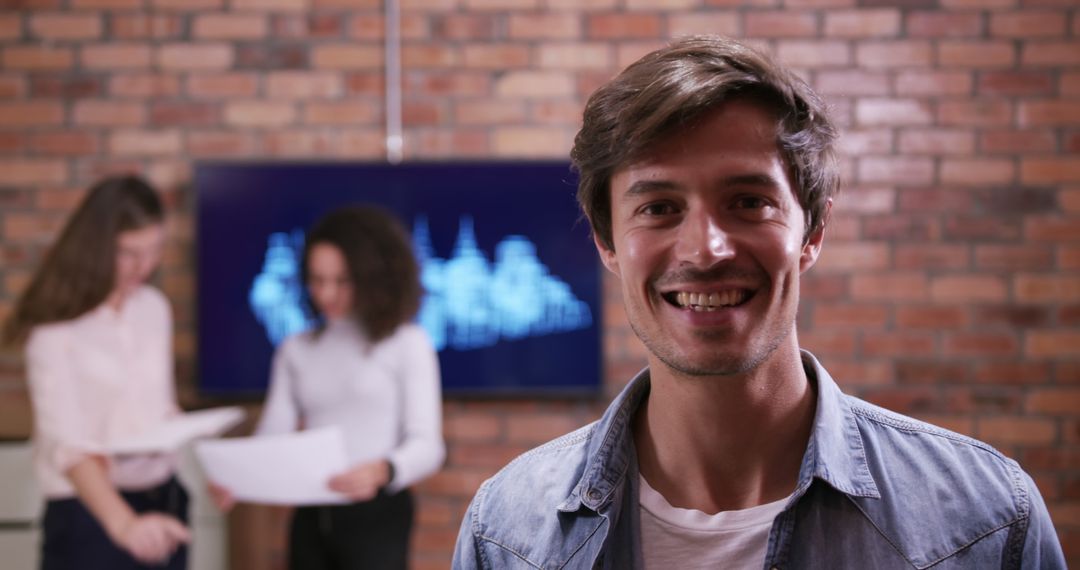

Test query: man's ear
[594,233,619,276]
[799,199,831,273]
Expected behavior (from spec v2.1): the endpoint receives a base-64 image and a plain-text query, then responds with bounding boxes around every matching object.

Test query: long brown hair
[2,175,164,346]
[572,35,840,251]
[302,206,422,343]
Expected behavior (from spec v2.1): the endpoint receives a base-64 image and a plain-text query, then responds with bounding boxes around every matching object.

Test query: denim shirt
[452,351,1065,569]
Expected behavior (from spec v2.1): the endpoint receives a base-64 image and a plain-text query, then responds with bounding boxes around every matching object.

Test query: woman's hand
[111,512,190,565]
[207,481,236,512]
[328,459,391,501]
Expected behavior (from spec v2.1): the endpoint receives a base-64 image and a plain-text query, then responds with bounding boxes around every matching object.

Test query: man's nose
[674,208,735,266]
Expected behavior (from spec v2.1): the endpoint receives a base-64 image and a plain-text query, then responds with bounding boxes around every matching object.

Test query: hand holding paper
[108,407,246,455]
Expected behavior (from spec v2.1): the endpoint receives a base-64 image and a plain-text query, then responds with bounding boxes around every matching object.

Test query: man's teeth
[674,291,745,311]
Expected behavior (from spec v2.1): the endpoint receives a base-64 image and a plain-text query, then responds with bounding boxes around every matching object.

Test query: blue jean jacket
[453,351,1065,569]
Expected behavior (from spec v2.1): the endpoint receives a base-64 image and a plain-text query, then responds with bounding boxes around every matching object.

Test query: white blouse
[256,319,445,494]
[26,286,179,498]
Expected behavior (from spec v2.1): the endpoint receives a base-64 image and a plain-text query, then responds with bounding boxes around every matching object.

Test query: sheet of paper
[194,427,351,506]
[108,407,246,455]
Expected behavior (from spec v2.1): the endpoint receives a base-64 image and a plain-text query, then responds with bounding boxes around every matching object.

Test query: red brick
[1063,73,1080,97]
[825,9,899,37]
[537,43,611,69]
[626,0,697,7]
[0,76,24,99]
[905,11,984,37]
[978,71,1054,96]
[834,130,890,156]
[494,71,574,98]
[345,14,385,40]
[856,41,932,67]
[30,13,103,40]
[944,215,1021,240]
[108,74,179,98]
[833,186,894,214]
[1020,101,1080,127]
[668,13,740,37]
[800,329,857,357]
[402,45,459,68]
[1027,387,1080,412]
[531,100,583,124]
[980,130,1056,154]
[453,101,524,125]
[109,129,181,156]
[1063,245,1080,270]
[975,245,1054,271]
[862,215,938,240]
[937,101,1013,127]
[2,46,73,70]
[815,70,889,96]
[743,11,816,37]
[972,362,1050,385]
[435,14,496,40]
[157,43,233,70]
[304,101,379,125]
[775,41,850,67]
[931,275,1008,302]
[898,129,974,154]
[444,412,502,442]
[404,72,486,97]
[1023,159,1080,184]
[152,0,224,8]
[941,159,1015,185]
[233,0,309,9]
[192,14,269,39]
[822,359,893,388]
[0,159,67,185]
[586,13,661,39]
[403,100,444,126]
[261,129,339,157]
[111,14,183,39]
[990,11,1067,37]
[151,102,218,126]
[412,129,490,158]
[461,44,530,69]
[974,305,1051,329]
[224,101,297,127]
[0,102,63,127]
[507,13,580,39]
[893,244,970,270]
[505,413,585,444]
[895,70,972,96]
[813,303,889,328]
[266,71,343,98]
[31,132,99,155]
[896,305,968,328]
[185,131,256,158]
[944,332,1018,357]
[185,73,259,98]
[938,41,1016,67]
[73,100,146,126]
[29,76,101,99]
[851,273,928,301]
[71,0,141,7]
[492,126,572,157]
[449,443,523,469]
[81,44,152,69]
[1015,274,1080,304]
[862,333,936,358]
[1022,42,1080,66]
[463,0,541,7]
[858,157,934,184]
[0,15,20,40]
[978,418,1056,446]
[816,242,890,271]
[855,99,932,127]
[415,469,491,499]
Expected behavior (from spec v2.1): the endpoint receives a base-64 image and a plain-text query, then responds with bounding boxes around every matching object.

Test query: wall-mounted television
[195,162,602,398]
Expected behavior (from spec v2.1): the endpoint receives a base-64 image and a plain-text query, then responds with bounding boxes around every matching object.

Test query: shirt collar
[565,350,880,513]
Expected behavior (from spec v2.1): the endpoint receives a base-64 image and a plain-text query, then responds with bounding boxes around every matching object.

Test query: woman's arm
[254,341,301,436]
[67,457,189,564]
[384,326,446,492]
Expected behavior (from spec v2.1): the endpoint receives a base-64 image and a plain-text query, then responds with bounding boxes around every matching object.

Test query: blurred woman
[2,175,189,569]
[214,206,445,569]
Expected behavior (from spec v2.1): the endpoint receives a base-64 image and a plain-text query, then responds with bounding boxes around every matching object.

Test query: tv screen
[195,161,602,397]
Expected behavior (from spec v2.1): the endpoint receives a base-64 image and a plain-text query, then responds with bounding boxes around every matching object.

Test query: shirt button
[587,489,602,501]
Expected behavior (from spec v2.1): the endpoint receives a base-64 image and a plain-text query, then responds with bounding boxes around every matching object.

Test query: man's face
[598,100,826,377]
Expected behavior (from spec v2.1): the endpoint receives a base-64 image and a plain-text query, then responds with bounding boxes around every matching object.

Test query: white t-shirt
[639,475,789,569]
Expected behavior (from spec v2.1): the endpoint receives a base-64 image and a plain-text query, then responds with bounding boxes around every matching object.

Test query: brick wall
[1,0,1077,567]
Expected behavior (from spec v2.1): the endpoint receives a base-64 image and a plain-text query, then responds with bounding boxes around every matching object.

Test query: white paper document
[108,407,246,455]
[193,427,351,506]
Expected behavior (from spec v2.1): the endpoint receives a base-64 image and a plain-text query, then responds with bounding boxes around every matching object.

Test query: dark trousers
[289,489,414,570]
[40,476,189,570]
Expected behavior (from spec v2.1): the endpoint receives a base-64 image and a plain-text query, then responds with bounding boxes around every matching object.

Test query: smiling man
[452,36,1065,569]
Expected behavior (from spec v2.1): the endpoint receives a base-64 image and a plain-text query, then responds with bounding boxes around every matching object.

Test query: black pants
[41,477,189,570]
[289,489,414,570]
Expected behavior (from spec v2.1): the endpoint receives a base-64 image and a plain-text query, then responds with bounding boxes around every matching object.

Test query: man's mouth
[662,289,753,312]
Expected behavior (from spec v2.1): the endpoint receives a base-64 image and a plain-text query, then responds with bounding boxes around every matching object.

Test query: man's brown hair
[571,35,840,251]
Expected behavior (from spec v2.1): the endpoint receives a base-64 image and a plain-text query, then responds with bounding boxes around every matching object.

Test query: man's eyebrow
[623,179,680,200]
[623,173,782,200]
[723,173,782,188]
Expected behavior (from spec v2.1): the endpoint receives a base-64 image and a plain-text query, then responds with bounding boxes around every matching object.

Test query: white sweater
[256,320,445,494]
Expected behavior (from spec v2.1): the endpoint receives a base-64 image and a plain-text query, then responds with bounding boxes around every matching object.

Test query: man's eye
[639,202,675,216]
[734,196,768,209]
